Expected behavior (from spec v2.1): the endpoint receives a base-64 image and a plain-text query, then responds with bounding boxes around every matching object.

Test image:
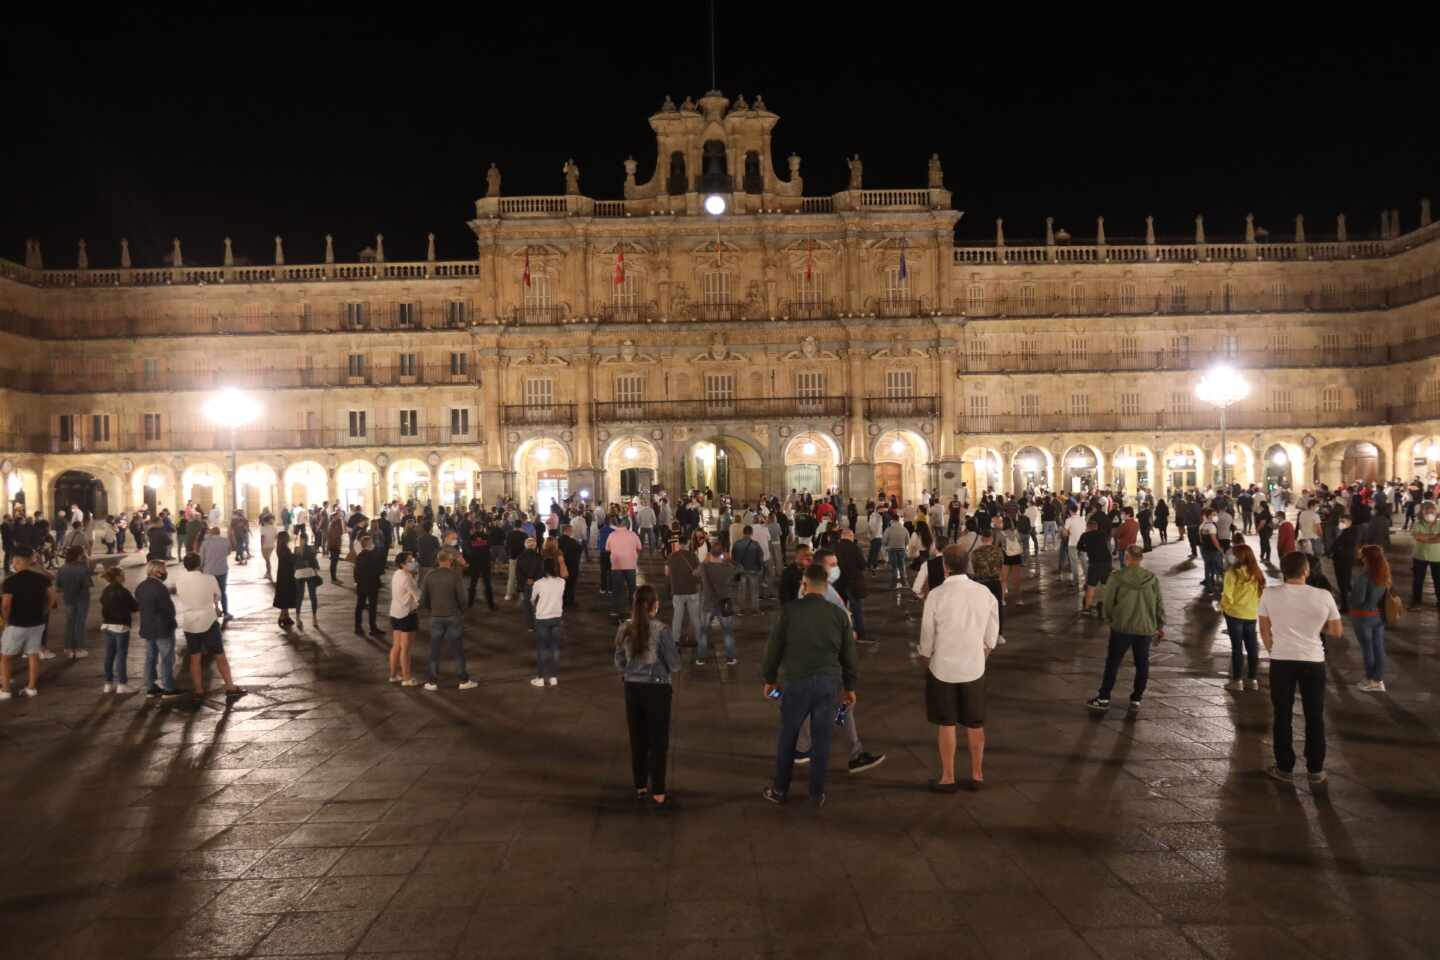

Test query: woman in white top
[259,516,279,580]
[388,551,421,686]
[530,558,567,687]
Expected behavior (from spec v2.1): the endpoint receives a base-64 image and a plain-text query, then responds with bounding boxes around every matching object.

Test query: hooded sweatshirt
[1098,562,1165,636]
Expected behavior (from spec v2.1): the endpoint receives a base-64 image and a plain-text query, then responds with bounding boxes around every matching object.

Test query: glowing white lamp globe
[203,387,260,430]
[704,194,727,216]
[1428,443,1440,461]
[890,439,905,455]
[623,446,639,461]
[1194,365,1250,409]
[802,441,817,456]
[1272,450,1289,467]
[534,447,550,462]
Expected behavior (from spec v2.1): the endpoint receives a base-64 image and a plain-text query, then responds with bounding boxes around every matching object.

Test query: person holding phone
[761,562,859,807]
[614,584,680,809]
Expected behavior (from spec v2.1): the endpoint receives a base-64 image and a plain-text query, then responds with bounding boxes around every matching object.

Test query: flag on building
[898,237,908,281]
[522,247,531,287]
[614,244,625,285]
[805,240,814,282]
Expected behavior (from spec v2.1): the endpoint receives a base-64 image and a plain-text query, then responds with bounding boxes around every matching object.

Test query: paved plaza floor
[2,535,1439,959]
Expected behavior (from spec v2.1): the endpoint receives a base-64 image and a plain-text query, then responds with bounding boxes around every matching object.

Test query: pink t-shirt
[606,528,642,570]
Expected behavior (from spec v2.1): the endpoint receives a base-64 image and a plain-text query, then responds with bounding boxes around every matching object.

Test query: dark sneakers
[762,786,786,805]
[1086,697,1110,711]
[848,752,886,774]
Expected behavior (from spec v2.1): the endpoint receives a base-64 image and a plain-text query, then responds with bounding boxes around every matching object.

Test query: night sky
[3,12,1433,268]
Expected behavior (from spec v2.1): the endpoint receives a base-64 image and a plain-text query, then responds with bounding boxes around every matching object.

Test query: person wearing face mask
[1327,510,1359,613]
[1410,501,1440,610]
[135,559,183,699]
[388,552,421,686]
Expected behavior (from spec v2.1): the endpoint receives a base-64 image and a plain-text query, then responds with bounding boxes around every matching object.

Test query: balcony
[691,301,745,322]
[779,299,837,321]
[510,304,572,326]
[872,297,928,319]
[29,426,481,455]
[865,396,940,419]
[500,403,577,426]
[595,302,660,323]
[955,407,1390,435]
[15,364,481,394]
[592,396,849,423]
[956,344,1401,375]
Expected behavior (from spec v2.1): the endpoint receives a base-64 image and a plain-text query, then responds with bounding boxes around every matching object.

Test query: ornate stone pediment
[780,335,839,361]
[690,332,750,363]
[511,341,570,367]
[868,334,929,359]
[600,339,659,364]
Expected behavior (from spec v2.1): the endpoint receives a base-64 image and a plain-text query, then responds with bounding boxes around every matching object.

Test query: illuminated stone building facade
[1,90,1437,519]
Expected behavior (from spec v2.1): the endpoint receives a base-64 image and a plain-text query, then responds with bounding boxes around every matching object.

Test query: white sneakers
[400,678,420,687]
[1245,679,1260,691]
[423,682,440,692]
[103,683,114,694]
[73,649,89,659]
[1358,679,1388,692]
[530,677,546,688]
[458,680,478,691]
[388,675,401,684]
[38,649,56,660]
[1224,679,1244,692]
[0,690,10,701]
[20,688,37,697]
[548,677,558,687]
[115,683,131,694]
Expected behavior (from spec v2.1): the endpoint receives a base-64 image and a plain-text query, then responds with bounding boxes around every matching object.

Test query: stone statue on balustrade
[846,154,863,190]
[562,159,580,196]
[486,163,501,198]
[928,153,944,189]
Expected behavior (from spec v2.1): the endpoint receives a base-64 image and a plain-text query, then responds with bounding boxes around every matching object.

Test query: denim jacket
[614,619,680,684]
[1348,570,1387,614]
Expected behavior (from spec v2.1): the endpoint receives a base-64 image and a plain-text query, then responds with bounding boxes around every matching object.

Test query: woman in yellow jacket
[1220,544,1265,692]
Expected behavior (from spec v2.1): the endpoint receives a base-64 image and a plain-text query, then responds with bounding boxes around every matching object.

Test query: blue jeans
[65,598,88,650]
[215,573,229,616]
[428,616,467,683]
[867,538,882,569]
[534,618,561,680]
[671,593,702,647]
[611,569,637,616]
[1352,615,1386,681]
[1201,550,1223,589]
[103,629,130,684]
[773,674,841,801]
[1225,615,1259,680]
[887,548,906,584]
[737,571,761,612]
[850,595,866,642]
[698,608,734,660]
[144,635,176,691]
[1097,631,1151,702]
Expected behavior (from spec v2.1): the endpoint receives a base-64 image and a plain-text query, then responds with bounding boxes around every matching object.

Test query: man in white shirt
[1258,551,1341,785]
[1296,501,1322,557]
[175,553,245,700]
[918,544,1000,792]
[199,526,234,621]
[1064,507,1089,588]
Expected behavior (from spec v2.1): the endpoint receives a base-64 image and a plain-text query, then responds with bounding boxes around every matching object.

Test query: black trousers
[1186,525,1200,557]
[1333,561,1352,612]
[468,563,494,609]
[624,682,673,795]
[563,573,577,608]
[1270,660,1326,774]
[1411,559,1440,607]
[330,552,341,580]
[355,586,379,630]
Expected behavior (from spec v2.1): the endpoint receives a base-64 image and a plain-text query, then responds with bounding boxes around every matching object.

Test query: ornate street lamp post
[203,388,261,517]
[1195,366,1250,491]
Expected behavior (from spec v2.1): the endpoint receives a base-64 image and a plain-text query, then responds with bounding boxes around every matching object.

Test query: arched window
[666,151,687,195]
[699,140,730,193]
[743,150,763,194]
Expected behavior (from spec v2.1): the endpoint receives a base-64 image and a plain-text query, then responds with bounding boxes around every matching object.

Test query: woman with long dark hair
[272,531,298,629]
[1350,544,1392,692]
[614,583,679,809]
[1220,543,1265,691]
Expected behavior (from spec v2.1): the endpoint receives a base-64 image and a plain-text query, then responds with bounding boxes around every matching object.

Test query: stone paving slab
[1,537,1438,958]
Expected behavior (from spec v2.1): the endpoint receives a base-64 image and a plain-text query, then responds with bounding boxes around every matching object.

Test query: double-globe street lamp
[203,388,261,517]
[1195,365,1250,491]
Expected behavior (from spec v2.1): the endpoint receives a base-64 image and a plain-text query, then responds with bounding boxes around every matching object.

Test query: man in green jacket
[761,563,858,806]
[1086,545,1165,713]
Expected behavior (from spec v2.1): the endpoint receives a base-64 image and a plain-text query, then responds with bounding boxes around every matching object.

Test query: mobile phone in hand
[766,688,782,700]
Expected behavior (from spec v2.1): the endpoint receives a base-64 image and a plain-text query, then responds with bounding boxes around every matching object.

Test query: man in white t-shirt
[1295,501,1322,557]
[1064,507,1089,588]
[1258,551,1341,785]
[174,553,245,700]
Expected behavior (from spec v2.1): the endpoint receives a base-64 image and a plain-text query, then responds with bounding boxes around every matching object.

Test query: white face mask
[405,560,419,573]
[826,565,841,583]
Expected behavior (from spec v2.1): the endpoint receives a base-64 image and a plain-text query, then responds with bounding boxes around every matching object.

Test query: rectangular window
[523,274,553,308]
[796,371,825,409]
[524,377,554,407]
[616,374,645,415]
[1321,388,1340,412]
[143,357,160,382]
[1319,283,1337,306]
[1271,282,1287,308]
[967,395,989,418]
[967,337,987,361]
[1119,336,1138,360]
[966,283,985,312]
[1120,393,1140,416]
[445,300,468,327]
[1119,283,1137,309]
[794,270,825,307]
[91,414,110,442]
[1269,332,1290,352]
[704,373,736,402]
[1221,334,1239,356]
[885,369,915,398]
[1170,392,1192,414]
[1353,331,1374,350]
[1019,394,1040,418]
[398,353,417,377]
[1170,335,1191,356]
[1070,394,1090,417]
[1069,338,1087,359]
[1170,284,1187,310]
[884,267,909,302]
[450,408,470,436]
[1320,332,1341,352]
[396,302,417,329]
[400,410,419,437]
[58,414,74,443]
[1069,284,1085,313]
[348,410,367,438]
[347,353,365,378]
[702,271,731,304]
[1355,386,1375,411]
[143,413,162,441]
[1019,337,1038,358]
[613,274,638,309]
[1019,284,1037,313]
[449,352,469,376]
[1270,389,1293,413]
[344,302,367,329]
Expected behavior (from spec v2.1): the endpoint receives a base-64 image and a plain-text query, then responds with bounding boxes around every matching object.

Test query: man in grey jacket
[419,549,475,691]
[199,526,233,621]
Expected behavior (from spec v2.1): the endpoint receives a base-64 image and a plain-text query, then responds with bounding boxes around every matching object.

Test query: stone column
[574,353,594,468]
[847,348,868,464]
[937,350,963,494]
[327,468,339,508]
[428,462,442,509]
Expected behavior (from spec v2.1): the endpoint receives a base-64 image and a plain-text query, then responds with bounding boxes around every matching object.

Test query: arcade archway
[1011,446,1053,494]
[181,463,225,514]
[1162,444,1204,493]
[1111,444,1154,496]
[1062,444,1102,494]
[783,432,841,496]
[54,470,107,521]
[131,464,176,516]
[514,437,572,513]
[388,458,433,507]
[439,457,482,508]
[603,437,660,504]
[961,445,1004,496]
[1209,442,1255,489]
[873,430,931,505]
[235,462,278,519]
[1315,440,1383,487]
[338,460,381,515]
[283,461,328,511]
[686,435,764,503]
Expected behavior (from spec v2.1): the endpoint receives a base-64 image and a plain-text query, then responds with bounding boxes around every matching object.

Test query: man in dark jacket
[146,519,172,564]
[779,544,813,605]
[1328,513,1360,612]
[353,535,386,637]
[504,524,528,601]
[558,523,583,609]
[515,537,544,628]
[135,560,181,697]
[833,528,872,643]
[464,519,496,610]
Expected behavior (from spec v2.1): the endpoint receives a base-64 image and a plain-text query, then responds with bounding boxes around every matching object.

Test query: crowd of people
[0,473,1432,803]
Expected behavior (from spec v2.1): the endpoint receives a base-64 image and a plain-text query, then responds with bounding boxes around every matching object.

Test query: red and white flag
[613,244,625,285]
[805,240,814,282]
[522,247,531,287]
